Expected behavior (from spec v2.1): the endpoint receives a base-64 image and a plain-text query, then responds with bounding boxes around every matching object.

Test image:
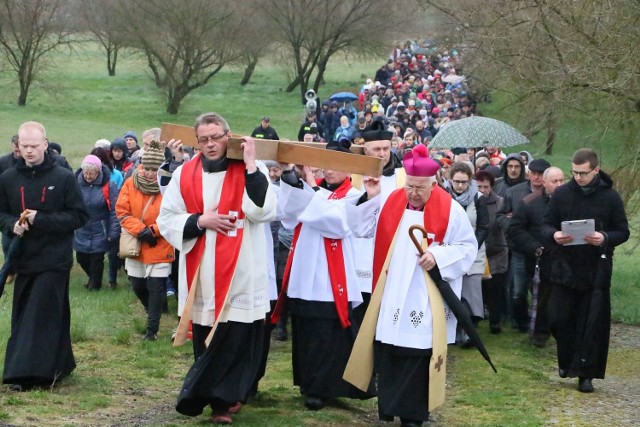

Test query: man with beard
[0,121,88,392]
[492,153,526,197]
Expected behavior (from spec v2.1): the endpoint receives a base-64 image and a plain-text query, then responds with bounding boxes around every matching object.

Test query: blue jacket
[73,165,120,253]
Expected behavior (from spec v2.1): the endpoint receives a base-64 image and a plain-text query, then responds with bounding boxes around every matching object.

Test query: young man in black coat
[0,121,88,392]
[542,148,629,393]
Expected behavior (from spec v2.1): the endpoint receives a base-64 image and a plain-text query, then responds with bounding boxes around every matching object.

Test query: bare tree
[77,0,123,76]
[419,0,640,154]
[262,0,415,102]
[0,0,72,106]
[115,0,247,114]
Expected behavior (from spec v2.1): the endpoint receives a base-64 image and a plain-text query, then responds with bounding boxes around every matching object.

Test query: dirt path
[545,324,640,427]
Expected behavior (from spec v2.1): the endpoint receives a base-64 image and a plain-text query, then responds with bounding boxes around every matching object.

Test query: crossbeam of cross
[161,123,382,177]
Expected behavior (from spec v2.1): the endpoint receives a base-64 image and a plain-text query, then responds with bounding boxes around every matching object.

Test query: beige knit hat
[141,141,165,170]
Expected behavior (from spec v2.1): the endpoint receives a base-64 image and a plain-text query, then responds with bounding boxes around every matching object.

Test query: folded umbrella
[409,225,497,373]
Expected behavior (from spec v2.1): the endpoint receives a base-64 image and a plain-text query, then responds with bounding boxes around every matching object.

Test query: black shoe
[274,326,288,341]
[558,368,568,378]
[489,323,502,334]
[9,384,25,392]
[142,332,158,341]
[108,281,117,289]
[532,336,548,348]
[578,377,594,393]
[304,396,325,410]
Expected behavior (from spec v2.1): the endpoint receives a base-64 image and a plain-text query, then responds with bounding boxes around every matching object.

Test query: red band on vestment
[372,185,452,291]
[181,153,246,322]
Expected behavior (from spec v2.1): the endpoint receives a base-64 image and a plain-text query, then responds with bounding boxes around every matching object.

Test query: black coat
[541,172,629,289]
[0,155,88,274]
[251,125,280,141]
[509,189,557,279]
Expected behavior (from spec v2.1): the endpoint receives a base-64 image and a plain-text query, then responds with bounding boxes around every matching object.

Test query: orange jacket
[115,177,174,265]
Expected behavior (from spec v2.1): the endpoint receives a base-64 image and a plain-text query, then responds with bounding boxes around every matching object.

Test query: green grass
[0,42,638,426]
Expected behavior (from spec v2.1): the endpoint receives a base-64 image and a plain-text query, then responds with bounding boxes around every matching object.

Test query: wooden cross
[161,123,383,177]
[435,354,444,372]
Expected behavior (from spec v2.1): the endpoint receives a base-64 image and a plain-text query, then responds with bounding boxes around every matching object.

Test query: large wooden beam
[160,123,381,176]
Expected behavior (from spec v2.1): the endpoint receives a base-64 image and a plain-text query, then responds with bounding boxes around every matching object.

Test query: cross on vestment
[161,123,383,176]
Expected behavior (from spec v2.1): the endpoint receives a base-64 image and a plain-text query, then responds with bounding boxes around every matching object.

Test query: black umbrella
[0,211,28,299]
[410,225,497,373]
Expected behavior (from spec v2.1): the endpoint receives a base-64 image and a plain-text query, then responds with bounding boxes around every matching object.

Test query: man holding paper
[542,148,629,393]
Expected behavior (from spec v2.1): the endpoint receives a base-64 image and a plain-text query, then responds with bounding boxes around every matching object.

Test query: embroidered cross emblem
[435,354,444,372]
[330,240,338,252]
[338,284,344,295]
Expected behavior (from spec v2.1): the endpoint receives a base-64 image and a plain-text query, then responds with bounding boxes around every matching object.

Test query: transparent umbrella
[429,116,530,149]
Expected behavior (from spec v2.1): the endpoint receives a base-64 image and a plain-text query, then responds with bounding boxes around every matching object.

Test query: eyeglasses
[404,185,430,194]
[571,169,593,178]
[452,180,469,185]
[197,133,227,144]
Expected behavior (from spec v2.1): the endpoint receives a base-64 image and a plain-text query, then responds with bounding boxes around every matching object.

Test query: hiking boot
[274,326,288,341]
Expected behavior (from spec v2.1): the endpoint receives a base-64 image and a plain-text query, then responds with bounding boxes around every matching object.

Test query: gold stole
[343,222,448,411]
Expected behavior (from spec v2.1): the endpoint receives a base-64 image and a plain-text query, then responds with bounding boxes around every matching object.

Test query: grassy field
[0,43,638,426]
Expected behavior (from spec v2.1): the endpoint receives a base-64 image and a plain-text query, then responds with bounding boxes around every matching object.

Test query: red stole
[180,153,246,322]
[272,178,353,329]
[372,185,452,291]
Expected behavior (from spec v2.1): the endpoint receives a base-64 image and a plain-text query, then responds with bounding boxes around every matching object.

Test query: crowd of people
[0,41,630,427]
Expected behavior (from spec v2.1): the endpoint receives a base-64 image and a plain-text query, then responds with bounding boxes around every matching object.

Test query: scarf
[450,179,477,208]
[132,167,160,195]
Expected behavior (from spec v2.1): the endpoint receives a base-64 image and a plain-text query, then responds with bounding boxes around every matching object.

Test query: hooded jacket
[493,153,526,197]
[73,165,120,254]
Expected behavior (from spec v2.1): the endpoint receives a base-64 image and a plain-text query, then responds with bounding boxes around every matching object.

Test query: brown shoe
[210,412,232,424]
[6,274,15,284]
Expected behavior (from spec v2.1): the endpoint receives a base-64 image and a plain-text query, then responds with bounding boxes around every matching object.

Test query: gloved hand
[137,227,157,247]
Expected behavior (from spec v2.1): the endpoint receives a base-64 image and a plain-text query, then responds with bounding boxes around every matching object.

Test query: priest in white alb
[273,138,380,411]
[157,112,277,424]
[344,144,477,427]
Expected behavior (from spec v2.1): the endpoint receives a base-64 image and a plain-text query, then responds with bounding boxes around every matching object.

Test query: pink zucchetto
[402,144,440,177]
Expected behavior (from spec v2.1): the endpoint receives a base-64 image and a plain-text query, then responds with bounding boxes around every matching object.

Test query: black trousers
[76,251,105,290]
[129,276,166,335]
[482,272,507,326]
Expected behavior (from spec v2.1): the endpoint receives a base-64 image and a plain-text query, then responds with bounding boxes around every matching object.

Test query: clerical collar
[201,156,228,173]
[321,180,342,192]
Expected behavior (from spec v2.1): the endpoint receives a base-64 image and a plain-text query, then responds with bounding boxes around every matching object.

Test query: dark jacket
[509,189,556,279]
[0,155,88,274]
[496,180,537,241]
[297,120,324,142]
[0,153,16,174]
[482,191,509,274]
[493,153,526,197]
[251,125,280,141]
[73,165,120,254]
[541,171,629,289]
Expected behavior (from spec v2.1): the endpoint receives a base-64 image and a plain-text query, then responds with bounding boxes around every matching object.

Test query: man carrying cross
[344,144,477,427]
[157,112,277,424]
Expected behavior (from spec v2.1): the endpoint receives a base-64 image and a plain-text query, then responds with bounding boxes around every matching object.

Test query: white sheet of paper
[561,219,595,246]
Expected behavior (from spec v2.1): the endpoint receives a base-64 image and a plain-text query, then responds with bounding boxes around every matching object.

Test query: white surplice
[375,202,477,349]
[353,169,405,294]
[277,181,379,305]
[157,162,277,326]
